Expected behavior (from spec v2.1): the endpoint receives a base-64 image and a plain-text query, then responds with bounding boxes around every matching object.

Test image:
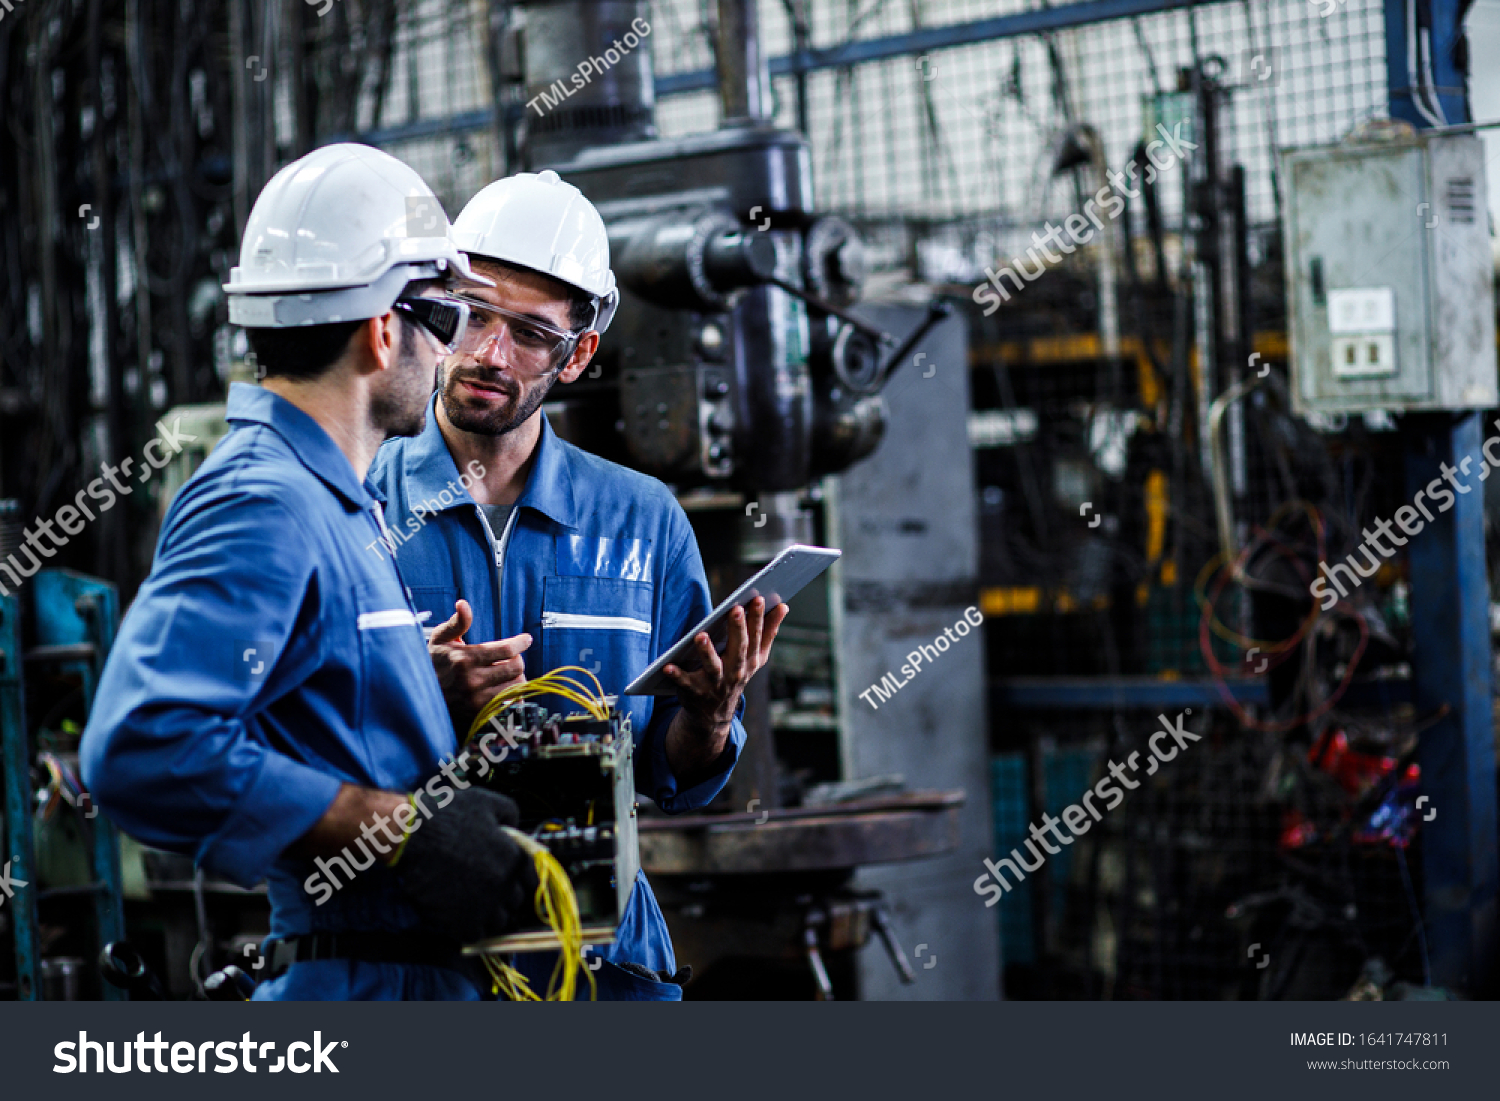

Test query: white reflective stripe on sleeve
[358,609,420,630]
[541,611,652,634]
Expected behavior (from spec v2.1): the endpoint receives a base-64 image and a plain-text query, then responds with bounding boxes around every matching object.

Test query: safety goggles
[392,296,471,354]
[450,294,584,373]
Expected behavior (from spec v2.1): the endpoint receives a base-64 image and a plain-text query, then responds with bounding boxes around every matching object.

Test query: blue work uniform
[367,397,745,1001]
[81,383,481,1001]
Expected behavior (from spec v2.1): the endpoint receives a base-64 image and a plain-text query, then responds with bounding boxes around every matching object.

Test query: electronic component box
[470,702,638,952]
[1282,131,1497,413]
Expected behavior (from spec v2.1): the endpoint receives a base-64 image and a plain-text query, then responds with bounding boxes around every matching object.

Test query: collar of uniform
[403,394,577,530]
[225,382,374,512]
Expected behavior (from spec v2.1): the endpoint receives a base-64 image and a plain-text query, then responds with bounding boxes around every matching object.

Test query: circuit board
[465,702,638,953]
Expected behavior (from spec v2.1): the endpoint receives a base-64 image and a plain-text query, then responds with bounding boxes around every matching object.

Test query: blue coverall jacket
[81,384,484,1000]
[366,397,745,1000]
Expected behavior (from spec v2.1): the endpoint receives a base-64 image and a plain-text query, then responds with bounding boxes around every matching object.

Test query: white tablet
[623,543,841,696]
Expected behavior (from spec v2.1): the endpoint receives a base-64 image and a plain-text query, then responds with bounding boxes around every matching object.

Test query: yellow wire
[545,664,609,704]
[466,665,611,744]
[461,666,609,1001]
[481,830,597,1002]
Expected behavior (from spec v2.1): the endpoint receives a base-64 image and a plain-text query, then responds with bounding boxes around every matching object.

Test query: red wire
[1198,551,1370,732]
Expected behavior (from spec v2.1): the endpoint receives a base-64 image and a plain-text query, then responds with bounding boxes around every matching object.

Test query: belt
[264,930,465,980]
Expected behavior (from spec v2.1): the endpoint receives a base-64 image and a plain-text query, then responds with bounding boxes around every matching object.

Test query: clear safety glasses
[450,294,583,373]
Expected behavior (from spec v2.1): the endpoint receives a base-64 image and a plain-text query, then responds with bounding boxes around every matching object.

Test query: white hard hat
[452,169,619,334]
[224,143,486,328]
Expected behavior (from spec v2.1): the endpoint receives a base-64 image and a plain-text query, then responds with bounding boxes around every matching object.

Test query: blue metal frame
[1384,0,1469,129]
[1400,414,1498,992]
[657,0,1198,96]
[31,571,127,999]
[992,676,1411,711]
[993,677,1269,710]
[1386,0,1498,993]
[0,591,39,1000]
[1,570,127,1001]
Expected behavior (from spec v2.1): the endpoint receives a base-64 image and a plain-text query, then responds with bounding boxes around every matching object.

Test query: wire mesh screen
[326,0,1391,254]
[279,0,502,214]
[647,0,1388,235]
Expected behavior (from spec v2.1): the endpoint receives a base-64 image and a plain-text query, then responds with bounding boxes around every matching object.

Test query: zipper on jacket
[541,611,652,634]
[473,503,520,637]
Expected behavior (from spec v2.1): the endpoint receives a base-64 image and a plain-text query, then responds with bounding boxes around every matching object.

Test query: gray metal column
[832,304,1000,999]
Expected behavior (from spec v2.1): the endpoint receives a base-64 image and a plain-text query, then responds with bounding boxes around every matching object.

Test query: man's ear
[556,331,601,384]
[354,311,401,375]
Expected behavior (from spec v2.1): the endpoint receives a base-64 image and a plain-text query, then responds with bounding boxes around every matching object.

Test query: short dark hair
[482,259,596,332]
[243,277,444,381]
[246,321,362,382]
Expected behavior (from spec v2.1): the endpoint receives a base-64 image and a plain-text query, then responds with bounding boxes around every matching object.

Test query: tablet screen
[623,544,841,696]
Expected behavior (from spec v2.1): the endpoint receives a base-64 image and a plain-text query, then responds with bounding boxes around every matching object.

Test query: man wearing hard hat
[368,169,788,999]
[83,145,541,1000]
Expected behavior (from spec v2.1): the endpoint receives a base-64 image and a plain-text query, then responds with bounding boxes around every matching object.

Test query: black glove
[619,961,693,986]
[393,787,540,945]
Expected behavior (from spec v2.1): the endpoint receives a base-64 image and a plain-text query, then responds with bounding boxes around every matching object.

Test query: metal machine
[517,0,945,514]
[504,0,968,997]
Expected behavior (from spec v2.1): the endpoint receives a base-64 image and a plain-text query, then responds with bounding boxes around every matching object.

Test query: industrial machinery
[516,0,946,508]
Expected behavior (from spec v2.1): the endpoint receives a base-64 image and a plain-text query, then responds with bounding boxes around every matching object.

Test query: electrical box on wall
[1282,132,1497,413]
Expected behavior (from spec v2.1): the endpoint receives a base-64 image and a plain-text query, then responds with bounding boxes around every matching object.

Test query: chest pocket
[540,575,654,699]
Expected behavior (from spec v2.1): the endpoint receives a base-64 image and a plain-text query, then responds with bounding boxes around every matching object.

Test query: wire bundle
[479,828,598,1002]
[1193,500,1371,732]
[465,665,611,745]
